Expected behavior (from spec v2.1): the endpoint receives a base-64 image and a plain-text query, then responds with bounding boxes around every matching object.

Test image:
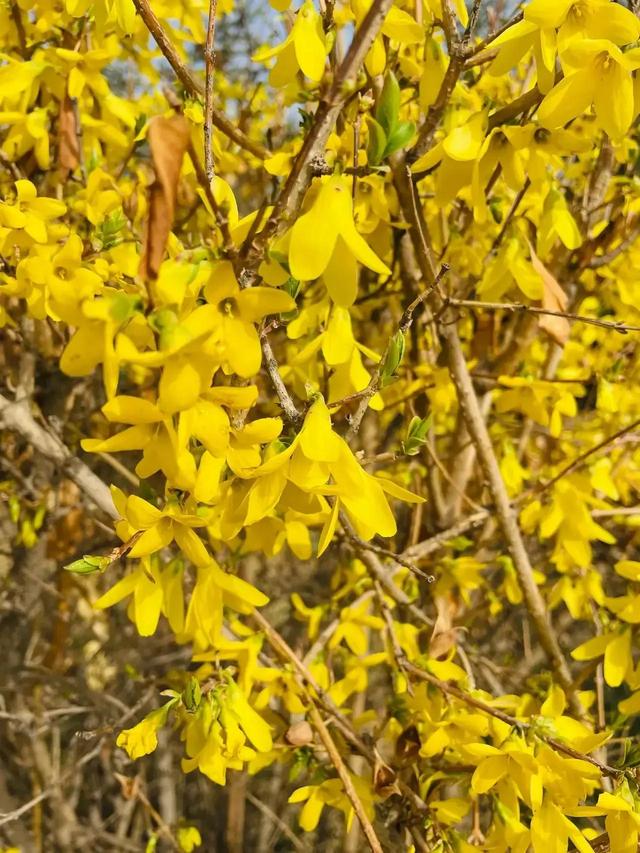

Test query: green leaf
[383,121,416,158]
[381,331,405,386]
[366,116,387,167]
[182,676,202,712]
[376,72,401,136]
[403,413,432,455]
[64,555,110,574]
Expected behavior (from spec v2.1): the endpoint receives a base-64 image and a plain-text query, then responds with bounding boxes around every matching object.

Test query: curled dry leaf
[394,724,420,765]
[58,93,80,172]
[429,594,458,660]
[528,242,571,346]
[139,114,191,280]
[373,748,400,799]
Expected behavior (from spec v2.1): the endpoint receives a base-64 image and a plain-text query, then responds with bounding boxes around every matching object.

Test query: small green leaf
[182,676,202,712]
[383,121,416,158]
[376,72,401,136]
[64,555,109,574]
[381,331,405,385]
[403,412,432,455]
[366,116,387,167]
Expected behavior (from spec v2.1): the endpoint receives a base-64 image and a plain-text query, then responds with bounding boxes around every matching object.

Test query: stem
[307,704,384,853]
[204,0,218,184]
[392,161,587,720]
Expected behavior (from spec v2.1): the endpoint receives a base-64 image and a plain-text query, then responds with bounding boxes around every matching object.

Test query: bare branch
[132,0,269,159]
[0,393,117,519]
[204,0,219,184]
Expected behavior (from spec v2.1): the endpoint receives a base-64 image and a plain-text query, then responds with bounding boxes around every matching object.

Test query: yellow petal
[129,518,174,557]
[538,69,592,130]
[158,357,202,414]
[300,398,342,462]
[292,0,326,80]
[102,395,163,424]
[289,181,339,281]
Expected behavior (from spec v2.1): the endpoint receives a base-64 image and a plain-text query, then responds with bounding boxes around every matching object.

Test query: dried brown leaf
[529,243,570,346]
[58,93,80,172]
[139,115,191,280]
[373,748,400,799]
[429,595,458,660]
[394,724,420,764]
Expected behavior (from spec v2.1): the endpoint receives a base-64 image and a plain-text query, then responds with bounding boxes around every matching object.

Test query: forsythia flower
[288,175,390,305]
[252,0,327,85]
[117,702,175,759]
[539,39,640,141]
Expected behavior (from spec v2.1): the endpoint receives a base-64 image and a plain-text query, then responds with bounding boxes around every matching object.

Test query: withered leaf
[529,243,570,346]
[373,748,400,799]
[58,93,80,172]
[139,115,191,280]
[394,724,420,764]
[429,594,458,660]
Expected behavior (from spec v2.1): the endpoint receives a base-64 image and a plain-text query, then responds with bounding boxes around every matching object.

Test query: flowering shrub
[2,0,640,849]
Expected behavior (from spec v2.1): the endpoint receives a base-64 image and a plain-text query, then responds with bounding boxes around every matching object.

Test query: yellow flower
[0,108,51,169]
[539,39,640,141]
[118,493,212,566]
[252,0,327,85]
[289,776,375,832]
[60,290,142,399]
[0,180,66,247]
[176,826,202,853]
[288,175,390,304]
[204,262,296,378]
[117,702,176,759]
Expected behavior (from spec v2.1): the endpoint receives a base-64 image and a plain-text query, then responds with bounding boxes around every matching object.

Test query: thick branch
[391,162,586,720]
[242,0,395,269]
[0,393,117,519]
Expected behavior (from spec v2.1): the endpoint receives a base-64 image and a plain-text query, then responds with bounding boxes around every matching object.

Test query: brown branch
[487,77,557,130]
[242,0,395,269]
[0,392,117,519]
[589,227,640,269]
[306,704,384,853]
[132,0,268,159]
[391,161,586,720]
[403,662,622,778]
[259,325,302,424]
[449,298,640,335]
[204,0,218,184]
[401,510,489,561]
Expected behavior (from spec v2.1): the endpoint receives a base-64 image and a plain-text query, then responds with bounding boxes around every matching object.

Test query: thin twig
[204,0,218,184]
[532,418,640,496]
[246,793,308,852]
[391,160,586,720]
[449,298,640,335]
[403,662,622,778]
[132,0,268,159]
[345,263,449,439]
[259,326,302,424]
[307,704,384,853]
